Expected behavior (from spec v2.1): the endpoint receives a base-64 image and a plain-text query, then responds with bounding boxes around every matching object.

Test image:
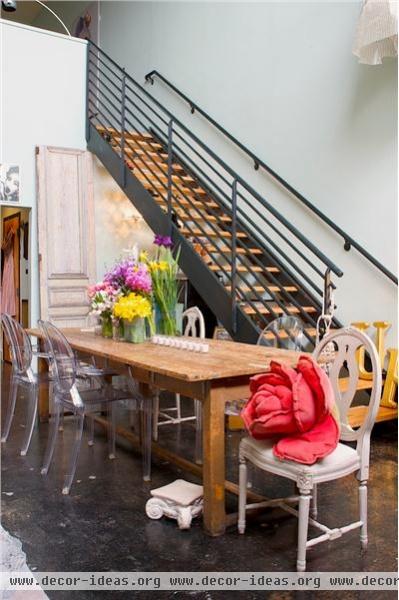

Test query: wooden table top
[28,327,305,383]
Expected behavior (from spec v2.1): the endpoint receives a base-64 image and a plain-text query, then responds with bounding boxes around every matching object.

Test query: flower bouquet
[113,292,153,343]
[87,282,121,338]
[88,257,153,342]
[145,235,181,336]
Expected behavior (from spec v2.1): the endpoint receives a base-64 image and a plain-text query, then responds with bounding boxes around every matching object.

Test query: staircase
[86,42,345,344]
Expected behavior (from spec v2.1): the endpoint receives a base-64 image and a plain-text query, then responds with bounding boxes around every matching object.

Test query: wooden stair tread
[155,197,219,209]
[242,304,317,316]
[111,134,163,150]
[259,328,317,340]
[205,245,262,255]
[140,180,208,198]
[182,213,231,224]
[138,177,207,197]
[181,228,247,239]
[209,264,279,273]
[97,126,153,140]
[123,146,169,162]
[226,284,298,293]
[130,167,194,185]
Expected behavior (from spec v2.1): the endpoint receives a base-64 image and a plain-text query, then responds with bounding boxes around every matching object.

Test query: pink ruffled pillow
[241,356,340,465]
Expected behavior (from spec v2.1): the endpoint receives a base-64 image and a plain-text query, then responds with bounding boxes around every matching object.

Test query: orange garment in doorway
[1,228,16,316]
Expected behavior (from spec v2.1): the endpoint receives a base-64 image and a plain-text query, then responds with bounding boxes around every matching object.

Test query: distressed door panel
[37,146,95,327]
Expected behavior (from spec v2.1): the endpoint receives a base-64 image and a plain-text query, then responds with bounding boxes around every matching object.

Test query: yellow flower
[157,261,169,271]
[148,261,159,272]
[113,292,152,321]
[139,250,149,263]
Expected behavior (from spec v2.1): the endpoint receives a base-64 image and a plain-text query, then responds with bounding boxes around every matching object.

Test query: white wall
[96,1,397,344]
[93,157,154,281]
[0,19,87,326]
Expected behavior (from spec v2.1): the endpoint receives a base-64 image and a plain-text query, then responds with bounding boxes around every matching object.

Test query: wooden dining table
[29,327,304,537]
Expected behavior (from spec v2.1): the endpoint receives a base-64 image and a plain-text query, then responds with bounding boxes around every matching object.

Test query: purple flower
[125,265,152,294]
[154,234,173,248]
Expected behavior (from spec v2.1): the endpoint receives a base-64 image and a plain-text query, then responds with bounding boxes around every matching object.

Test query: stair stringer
[88,123,261,343]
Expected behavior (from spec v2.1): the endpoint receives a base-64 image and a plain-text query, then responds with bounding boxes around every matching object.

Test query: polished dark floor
[1,362,397,599]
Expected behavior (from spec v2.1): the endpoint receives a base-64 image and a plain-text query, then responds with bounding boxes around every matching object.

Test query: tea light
[151,336,209,353]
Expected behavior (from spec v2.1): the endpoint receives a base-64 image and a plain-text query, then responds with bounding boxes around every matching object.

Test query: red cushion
[241,355,339,464]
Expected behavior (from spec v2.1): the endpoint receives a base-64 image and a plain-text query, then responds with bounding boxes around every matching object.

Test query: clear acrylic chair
[152,307,205,463]
[1,313,51,456]
[38,319,121,439]
[257,315,305,350]
[39,320,151,493]
[238,327,382,571]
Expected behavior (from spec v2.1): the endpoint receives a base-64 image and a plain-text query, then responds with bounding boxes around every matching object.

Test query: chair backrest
[182,307,205,339]
[257,316,304,351]
[38,320,76,394]
[313,327,382,477]
[1,313,33,375]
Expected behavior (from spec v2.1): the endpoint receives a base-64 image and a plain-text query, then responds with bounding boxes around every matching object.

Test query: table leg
[202,384,226,536]
[139,383,152,482]
[38,341,49,423]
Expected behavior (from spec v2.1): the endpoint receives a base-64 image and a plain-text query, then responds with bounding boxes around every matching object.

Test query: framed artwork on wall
[0,164,20,204]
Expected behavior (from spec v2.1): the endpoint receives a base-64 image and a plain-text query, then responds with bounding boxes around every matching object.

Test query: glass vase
[154,300,178,336]
[112,317,124,341]
[101,314,113,338]
[123,318,146,344]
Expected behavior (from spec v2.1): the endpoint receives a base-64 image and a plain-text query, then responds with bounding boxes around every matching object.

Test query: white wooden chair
[238,327,382,571]
[152,307,205,461]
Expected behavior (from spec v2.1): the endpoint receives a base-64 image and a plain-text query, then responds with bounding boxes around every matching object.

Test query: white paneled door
[36,146,96,327]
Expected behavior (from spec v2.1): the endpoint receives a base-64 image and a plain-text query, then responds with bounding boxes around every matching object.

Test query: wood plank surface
[348,405,398,428]
[28,328,303,383]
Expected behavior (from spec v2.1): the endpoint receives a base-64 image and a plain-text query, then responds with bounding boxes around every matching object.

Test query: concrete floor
[1,361,397,600]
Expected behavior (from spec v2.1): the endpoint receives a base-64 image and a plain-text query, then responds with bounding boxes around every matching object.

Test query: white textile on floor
[0,525,48,599]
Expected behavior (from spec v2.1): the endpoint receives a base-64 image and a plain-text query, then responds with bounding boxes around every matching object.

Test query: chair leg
[41,401,61,476]
[297,490,311,572]
[359,480,368,550]
[238,456,248,534]
[58,405,65,432]
[194,399,202,464]
[1,377,18,443]
[310,484,318,519]
[107,403,116,460]
[152,391,159,442]
[87,415,95,446]
[175,393,181,420]
[141,398,152,482]
[62,412,85,495]
[20,384,38,456]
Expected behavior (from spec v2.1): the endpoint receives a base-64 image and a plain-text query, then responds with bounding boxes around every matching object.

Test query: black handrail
[145,69,397,285]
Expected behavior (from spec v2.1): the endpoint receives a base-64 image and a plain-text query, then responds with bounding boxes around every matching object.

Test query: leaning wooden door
[36,146,96,327]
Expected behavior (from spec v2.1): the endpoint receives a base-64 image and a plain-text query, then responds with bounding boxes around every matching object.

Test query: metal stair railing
[145,69,397,286]
[86,40,344,334]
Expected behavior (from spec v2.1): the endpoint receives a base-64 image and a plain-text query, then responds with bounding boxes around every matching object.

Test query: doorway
[1,206,31,362]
